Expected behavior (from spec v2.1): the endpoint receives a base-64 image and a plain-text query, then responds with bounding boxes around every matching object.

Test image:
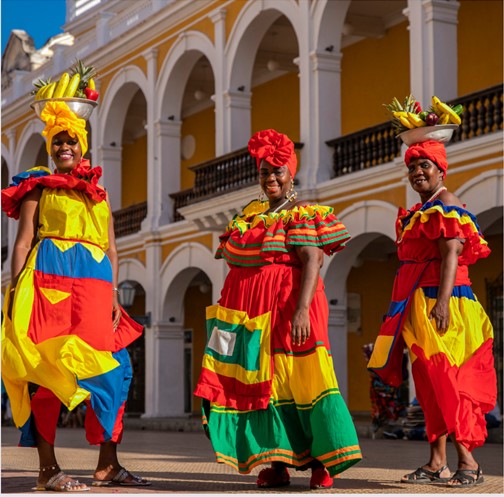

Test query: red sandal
[256,467,290,488]
[310,467,334,489]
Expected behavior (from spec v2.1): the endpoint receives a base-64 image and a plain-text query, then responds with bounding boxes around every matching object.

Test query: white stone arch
[455,169,503,230]
[225,0,300,91]
[15,119,45,174]
[99,65,149,147]
[118,258,148,290]
[160,242,223,323]
[156,31,217,121]
[311,0,350,52]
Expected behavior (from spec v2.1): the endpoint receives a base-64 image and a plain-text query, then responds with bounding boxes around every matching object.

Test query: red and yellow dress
[368,199,496,451]
[194,200,362,476]
[1,162,142,447]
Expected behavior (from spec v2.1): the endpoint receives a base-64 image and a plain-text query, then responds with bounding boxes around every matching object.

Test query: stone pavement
[1,426,502,494]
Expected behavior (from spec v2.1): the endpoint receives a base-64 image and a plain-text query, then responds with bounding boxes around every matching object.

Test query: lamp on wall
[266,59,279,72]
[118,281,151,327]
[194,89,206,101]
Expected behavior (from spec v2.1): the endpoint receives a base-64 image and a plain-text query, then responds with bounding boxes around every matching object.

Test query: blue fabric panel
[11,169,50,186]
[387,299,407,317]
[35,239,112,282]
[18,416,37,447]
[422,285,476,301]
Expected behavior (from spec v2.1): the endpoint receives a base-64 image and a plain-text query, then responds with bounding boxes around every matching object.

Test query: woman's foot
[256,465,290,488]
[310,467,334,489]
[447,465,484,486]
[35,466,89,492]
[92,465,151,487]
[401,464,451,484]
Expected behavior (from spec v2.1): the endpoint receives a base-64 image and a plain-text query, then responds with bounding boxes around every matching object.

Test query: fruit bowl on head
[31,97,98,121]
[397,124,458,146]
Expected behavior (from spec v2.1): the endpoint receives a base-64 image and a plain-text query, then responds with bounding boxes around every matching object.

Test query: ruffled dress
[194,200,362,476]
[368,200,496,451]
[1,162,142,446]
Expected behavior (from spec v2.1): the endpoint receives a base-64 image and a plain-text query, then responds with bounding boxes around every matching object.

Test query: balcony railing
[113,201,147,238]
[327,84,503,178]
[170,143,303,221]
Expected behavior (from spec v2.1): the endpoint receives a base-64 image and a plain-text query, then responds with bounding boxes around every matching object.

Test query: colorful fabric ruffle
[2,161,106,220]
[215,200,351,266]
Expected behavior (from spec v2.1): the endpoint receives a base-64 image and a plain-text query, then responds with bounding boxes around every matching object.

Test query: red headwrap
[248,129,297,177]
[404,140,448,178]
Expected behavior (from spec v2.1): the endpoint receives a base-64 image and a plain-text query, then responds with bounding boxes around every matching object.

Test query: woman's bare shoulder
[438,190,464,208]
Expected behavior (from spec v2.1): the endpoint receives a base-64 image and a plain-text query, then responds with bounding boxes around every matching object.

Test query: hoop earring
[286,182,297,202]
[258,188,266,202]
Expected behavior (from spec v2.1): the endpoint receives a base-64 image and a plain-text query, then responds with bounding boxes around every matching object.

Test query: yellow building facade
[1,0,502,419]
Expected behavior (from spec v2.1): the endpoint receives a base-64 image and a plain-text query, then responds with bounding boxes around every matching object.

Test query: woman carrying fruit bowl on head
[2,61,151,491]
[368,96,496,487]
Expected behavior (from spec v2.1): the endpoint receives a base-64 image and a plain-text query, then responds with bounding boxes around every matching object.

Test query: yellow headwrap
[40,101,88,156]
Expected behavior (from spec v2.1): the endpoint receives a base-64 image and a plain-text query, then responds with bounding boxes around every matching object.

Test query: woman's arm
[291,245,324,345]
[10,188,41,286]
[429,237,463,333]
[105,193,121,329]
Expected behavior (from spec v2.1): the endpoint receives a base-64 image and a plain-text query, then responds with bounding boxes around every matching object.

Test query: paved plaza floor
[1,426,502,495]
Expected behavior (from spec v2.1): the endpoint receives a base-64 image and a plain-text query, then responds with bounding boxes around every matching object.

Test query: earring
[285,182,297,202]
[258,188,265,202]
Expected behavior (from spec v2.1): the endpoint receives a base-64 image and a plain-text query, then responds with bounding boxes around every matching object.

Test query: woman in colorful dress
[368,139,496,487]
[2,100,151,491]
[194,129,362,490]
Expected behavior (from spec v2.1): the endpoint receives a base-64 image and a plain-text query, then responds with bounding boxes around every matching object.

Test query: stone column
[224,89,252,153]
[210,7,226,156]
[405,0,460,104]
[98,145,123,211]
[153,119,182,225]
[328,304,348,401]
[309,49,343,184]
[143,322,186,417]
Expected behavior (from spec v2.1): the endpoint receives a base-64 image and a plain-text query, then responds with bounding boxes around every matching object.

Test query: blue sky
[2,0,66,55]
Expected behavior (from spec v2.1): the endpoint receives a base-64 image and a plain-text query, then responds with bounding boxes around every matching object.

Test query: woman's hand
[429,300,450,334]
[291,308,311,346]
[112,300,122,330]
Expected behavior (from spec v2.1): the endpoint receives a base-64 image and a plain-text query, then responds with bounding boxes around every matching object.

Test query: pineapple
[70,59,97,91]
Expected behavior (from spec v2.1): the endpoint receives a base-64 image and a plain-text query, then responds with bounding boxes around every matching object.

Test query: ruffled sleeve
[399,200,490,265]
[281,204,351,255]
[2,161,106,220]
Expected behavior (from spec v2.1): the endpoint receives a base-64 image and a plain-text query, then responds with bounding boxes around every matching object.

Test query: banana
[393,111,409,119]
[88,78,95,90]
[432,95,443,114]
[399,115,414,129]
[64,74,81,97]
[35,85,48,100]
[436,101,461,125]
[407,112,427,127]
[43,82,57,99]
[439,113,450,125]
[53,72,70,98]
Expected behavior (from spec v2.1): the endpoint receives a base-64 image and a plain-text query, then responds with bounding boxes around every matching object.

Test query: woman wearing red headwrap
[194,129,361,489]
[368,139,496,487]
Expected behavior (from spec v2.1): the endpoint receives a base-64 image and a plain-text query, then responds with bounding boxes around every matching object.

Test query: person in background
[194,129,362,490]
[2,99,151,491]
[368,138,496,487]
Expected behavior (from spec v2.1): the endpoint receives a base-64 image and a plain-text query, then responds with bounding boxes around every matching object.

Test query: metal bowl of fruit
[31,98,98,121]
[397,124,459,146]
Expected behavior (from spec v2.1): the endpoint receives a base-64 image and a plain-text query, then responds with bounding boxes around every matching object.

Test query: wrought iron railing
[170,143,303,221]
[113,201,147,238]
[327,84,503,178]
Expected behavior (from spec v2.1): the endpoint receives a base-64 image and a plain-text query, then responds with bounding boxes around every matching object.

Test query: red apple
[84,88,99,101]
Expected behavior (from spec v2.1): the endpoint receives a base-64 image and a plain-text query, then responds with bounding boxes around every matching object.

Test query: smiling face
[259,159,292,208]
[407,157,444,201]
[51,131,82,173]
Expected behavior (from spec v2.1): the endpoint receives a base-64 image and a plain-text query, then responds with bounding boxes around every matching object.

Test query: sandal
[310,467,334,489]
[92,467,151,487]
[33,471,90,492]
[256,467,290,488]
[401,465,451,484]
[447,466,484,486]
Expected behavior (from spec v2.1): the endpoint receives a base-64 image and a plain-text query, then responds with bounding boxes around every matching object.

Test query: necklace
[270,193,296,214]
[424,185,446,204]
